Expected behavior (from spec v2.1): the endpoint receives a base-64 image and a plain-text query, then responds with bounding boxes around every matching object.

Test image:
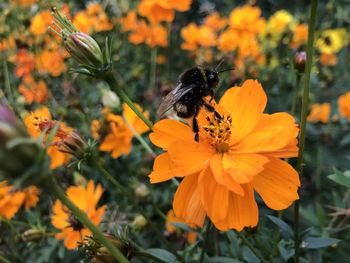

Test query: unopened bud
[64,32,104,67]
[134,183,149,199]
[102,90,120,109]
[58,130,87,158]
[22,229,45,242]
[131,214,147,230]
[294,51,307,73]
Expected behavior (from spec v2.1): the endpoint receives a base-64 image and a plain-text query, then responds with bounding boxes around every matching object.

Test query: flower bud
[64,32,104,68]
[134,183,149,200]
[22,229,45,242]
[131,214,147,230]
[102,89,120,109]
[294,51,307,73]
[58,130,87,158]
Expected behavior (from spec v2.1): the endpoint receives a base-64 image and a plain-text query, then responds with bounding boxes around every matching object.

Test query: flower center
[68,213,84,231]
[33,116,68,139]
[203,114,232,153]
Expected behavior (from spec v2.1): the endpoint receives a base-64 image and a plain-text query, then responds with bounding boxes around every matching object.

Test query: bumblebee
[157,66,226,142]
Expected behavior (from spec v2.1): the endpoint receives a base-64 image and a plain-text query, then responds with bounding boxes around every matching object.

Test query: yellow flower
[338,91,350,121]
[149,80,300,231]
[307,103,331,124]
[51,180,106,249]
[316,28,348,55]
[94,104,150,158]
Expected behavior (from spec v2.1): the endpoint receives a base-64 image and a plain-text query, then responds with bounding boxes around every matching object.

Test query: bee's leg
[192,105,200,142]
[208,89,215,103]
[203,100,222,120]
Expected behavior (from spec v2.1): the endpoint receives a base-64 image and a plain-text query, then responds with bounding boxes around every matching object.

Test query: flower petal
[223,153,269,184]
[219,80,267,144]
[237,113,299,155]
[198,166,229,223]
[215,184,258,231]
[210,154,244,195]
[149,119,193,149]
[173,174,206,228]
[252,157,300,210]
[149,153,176,183]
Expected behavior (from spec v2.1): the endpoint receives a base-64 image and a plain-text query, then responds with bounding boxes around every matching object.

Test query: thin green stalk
[123,116,156,157]
[294,1,318,262]
[3,61,13,107]
[149,47,157,90]
[0,255,12,263]
[291,74,302,115]
[49,177,129,263]
[236,232,268,263]
[93,160,128,193]
[105,73,153,130]
[199,221,211,263]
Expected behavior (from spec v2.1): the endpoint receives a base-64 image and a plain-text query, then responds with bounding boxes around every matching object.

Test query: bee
[157,66,233,142]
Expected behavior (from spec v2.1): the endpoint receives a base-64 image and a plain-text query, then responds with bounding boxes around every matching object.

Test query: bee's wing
[157,83,196,118]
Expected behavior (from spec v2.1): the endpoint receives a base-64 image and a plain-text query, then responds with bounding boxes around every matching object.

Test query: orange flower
[96,104,150,158]
[290,24,308,49]
[18,75,50,104]
[0,181,25,220]
[203,12,227,32]
[307,103,331,124]
[13,0,36,6]
[29,10,52,36]
[149,80,300,231]
[181,23,216,51]
[35,49,67,77]
[166,210,197,244]
[128,20,168,47]
[138,0,191,24]
[120,11,139,32]
[24,107,72,169]
[320,53,337,66]
[23,186,40,210]
[338,91,350,121]
[10,49,35,77]
[51,180,106,249]
[0,35,16,52]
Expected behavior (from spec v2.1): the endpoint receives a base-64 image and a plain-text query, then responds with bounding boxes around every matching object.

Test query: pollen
[203,114,232,153]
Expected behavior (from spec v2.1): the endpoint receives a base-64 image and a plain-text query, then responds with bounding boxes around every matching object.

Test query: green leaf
[328,170,350,188]
[266,215,293,239]
[137,248,178,263]
[302,237,340,249]
[207,257,243,263]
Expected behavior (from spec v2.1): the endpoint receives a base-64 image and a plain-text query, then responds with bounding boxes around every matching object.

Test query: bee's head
[205,69,219,88]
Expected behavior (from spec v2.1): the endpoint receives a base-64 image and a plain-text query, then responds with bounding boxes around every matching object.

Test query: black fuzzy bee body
[157,67,220,141]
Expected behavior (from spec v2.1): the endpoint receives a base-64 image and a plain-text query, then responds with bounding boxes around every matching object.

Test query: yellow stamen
[203,114,232,153]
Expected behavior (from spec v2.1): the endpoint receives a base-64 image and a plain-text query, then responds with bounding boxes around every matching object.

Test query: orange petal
[252,157,300,210]
[215,184,258,231]
[210,154,244,195]
[149,119,193,149]
[64,231,81,249]
[223,153,268,184]
[198,167,229,223]
[220,80,267,144]
[149,153,175,183]
[168,140,214,172]
[238,113,299,155]
[173,174,206,228]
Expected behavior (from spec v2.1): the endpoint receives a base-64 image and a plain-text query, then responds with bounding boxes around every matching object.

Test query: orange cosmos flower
[24,107,72,169]
[10,49,35,77]
[95,104,150,158]
[13,0,36,6]
[319,53,337,66]
[51,180,106,249]
[203,12,227,32]
[181,23,216,51]
[35,48,67,77]
[290,24,308,49]
[149,80,300,231]
[18,75,50,104]
[0,181,25,220]
[138,0,191,24]
[0,35,16,52]
[166,209,197,244]
[23,186,40,210]
[338,91,350,121]
[29,10,52,36]
[307,103,331,124]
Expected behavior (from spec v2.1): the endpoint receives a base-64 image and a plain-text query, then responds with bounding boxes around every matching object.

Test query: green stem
[199,221,211,263]
[0,255,12,263]
[48,177,129,263]
[149,47,157,90]
[294,1,318,262]
[93,160,128,194]
[105,73,153,130]
[3,61,13,107]
[291,74,302,115]
[236,232,268,263]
